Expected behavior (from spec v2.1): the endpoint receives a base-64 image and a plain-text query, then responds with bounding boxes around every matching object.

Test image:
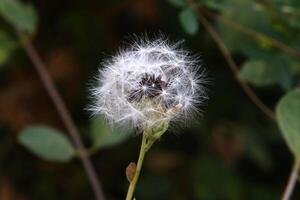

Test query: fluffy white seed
[89,38,207,129]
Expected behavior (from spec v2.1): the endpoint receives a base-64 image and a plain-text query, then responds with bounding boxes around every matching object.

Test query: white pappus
[89,38,207,130]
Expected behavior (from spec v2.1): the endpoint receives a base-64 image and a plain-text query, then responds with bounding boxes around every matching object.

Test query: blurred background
[1,0,300,199]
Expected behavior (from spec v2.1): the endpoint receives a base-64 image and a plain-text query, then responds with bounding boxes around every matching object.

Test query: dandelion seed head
[89,37,207,129]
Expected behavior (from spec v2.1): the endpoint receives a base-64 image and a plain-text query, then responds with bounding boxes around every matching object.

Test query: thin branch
[16,29,105,200]
[282,158,300,200]
[204,10,300,58]
[188,1,276,120]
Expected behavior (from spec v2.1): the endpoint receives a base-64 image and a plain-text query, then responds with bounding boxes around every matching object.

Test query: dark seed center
[128,73,168,101]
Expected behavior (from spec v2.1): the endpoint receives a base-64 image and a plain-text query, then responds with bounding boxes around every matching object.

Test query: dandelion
[89,37,207,200]
[91,38,206,130]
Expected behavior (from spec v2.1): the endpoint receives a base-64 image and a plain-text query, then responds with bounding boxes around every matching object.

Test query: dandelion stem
[281,158,300,200]
[126,133,151,200]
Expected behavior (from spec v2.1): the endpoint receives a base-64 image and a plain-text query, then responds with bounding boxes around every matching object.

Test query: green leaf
[0,30,16,66]
[179,7,199,35]
[167,0,186,8]
[276,89,300,157]
[18,125,75,162]
[0,0,37,34]
[239,60,275,86]
[90,117,132,150]
[217,0,280,54]
[239,59,292,90]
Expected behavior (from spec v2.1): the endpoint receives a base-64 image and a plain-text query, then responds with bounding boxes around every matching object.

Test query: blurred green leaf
[179,7,199,35]
[18,125,75,162]
[240,60,273,86]
[271,1,300,30]
[0,0,37,34]
[0,30,16,66]
[167,0,186,8]
[276,88,300,157]
[90,117,132,150]
[217,0,298,91]
[239,59,292,90]
[216,0,296,60]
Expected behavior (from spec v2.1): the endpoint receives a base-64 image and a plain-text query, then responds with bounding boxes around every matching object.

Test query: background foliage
[0,0,300,199]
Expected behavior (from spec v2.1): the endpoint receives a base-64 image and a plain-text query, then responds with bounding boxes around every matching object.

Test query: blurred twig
[282,158,300,200]
[204,10,300,58]
[16,29,105,200]
[188,1,276,120]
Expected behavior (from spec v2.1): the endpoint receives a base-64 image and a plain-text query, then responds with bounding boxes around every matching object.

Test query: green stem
[125,133,149,200]
[281,158,300,200]
[125,122,168,200]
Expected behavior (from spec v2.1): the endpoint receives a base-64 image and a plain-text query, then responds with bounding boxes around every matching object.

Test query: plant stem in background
[16,29,105,200]
[188,0,276,120]
[282,158,300,200]
[126,133,152,200]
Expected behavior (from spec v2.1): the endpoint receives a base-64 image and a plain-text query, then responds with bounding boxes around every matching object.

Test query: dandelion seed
[89,37,207,130]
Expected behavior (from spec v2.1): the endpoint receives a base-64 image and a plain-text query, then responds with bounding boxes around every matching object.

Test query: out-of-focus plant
[0,30,16,66]
[0,0,137,199]
[276,89,300,200]
[168,0,300,199]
